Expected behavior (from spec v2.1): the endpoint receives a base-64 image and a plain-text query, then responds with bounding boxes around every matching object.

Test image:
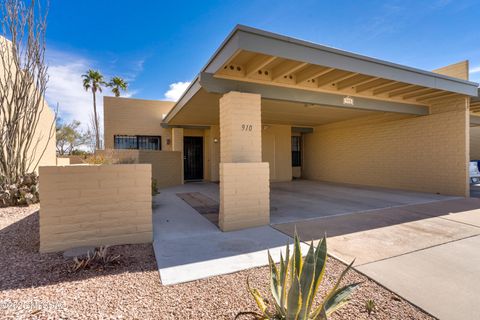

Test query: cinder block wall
[219,163,270,231]
[39,164,152,253]
[97,150,182,188]
[303,97,469,196]
[470,126,480,160]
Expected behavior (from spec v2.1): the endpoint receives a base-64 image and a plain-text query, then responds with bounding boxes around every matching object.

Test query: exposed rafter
[245,55,277,77]
[388,85,422,98]
[295,66,332,84]
[403,88,438,100]
[316,70,354,87]
[272,61,308,81]
[355,79,391,93]
[417,92,459,102]
[336,74,375,90]
[373,83,410,96]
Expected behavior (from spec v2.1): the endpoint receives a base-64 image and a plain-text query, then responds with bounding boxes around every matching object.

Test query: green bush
[239,233,359,320]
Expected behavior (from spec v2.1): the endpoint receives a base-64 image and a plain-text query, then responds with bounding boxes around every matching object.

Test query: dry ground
[0,205,434,319]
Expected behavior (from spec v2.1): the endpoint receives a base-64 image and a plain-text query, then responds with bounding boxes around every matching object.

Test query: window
[292,136,301,167]
[114,135,161,150]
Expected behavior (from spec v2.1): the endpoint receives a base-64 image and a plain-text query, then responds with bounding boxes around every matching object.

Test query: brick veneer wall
[219,163,270,231]
[303,97,469,196]
[39,164,152,253]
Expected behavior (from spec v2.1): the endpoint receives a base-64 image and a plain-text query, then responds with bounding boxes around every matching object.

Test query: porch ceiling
[167,87,412,127]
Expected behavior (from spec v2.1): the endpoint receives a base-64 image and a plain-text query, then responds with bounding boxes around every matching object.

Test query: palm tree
[82,70,106,150]
[108,76,128,97]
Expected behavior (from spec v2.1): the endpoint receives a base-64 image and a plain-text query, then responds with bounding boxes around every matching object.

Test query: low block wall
[219,162,270,231]
[39,164,152,253]
[97,149,182,188]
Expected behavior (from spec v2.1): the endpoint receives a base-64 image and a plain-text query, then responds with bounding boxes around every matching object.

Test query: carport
[163,25,478,232]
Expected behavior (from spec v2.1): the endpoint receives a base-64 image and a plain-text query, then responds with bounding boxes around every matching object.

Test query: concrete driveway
[273,198,480,320]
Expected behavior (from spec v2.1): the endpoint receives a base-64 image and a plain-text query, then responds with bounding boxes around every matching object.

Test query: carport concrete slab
[357,235,480,320]
[273,203,480,266]
[270,180,456,224]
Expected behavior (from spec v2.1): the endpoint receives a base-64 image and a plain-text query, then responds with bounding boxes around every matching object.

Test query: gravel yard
[0,205,434,319]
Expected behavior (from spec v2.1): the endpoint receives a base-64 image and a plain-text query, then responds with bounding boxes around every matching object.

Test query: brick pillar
[172,128,184,183]
[219,92,270,231]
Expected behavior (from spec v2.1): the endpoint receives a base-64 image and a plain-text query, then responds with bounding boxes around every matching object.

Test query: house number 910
[241,124,253,131]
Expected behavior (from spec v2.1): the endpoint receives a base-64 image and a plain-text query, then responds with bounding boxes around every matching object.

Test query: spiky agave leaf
[247,277,271,318]
[299,242,316,318]
[280,241,290,311]
[287,274,302,320]
[293,230,303,278]
[311,235,328,297]
[268,251,282,313]
[311,259,356,319]
[323,283,361,317]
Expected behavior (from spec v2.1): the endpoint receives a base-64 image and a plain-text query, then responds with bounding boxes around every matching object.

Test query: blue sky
[45,0,480,128]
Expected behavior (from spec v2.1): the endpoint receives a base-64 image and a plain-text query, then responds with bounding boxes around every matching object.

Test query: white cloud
[471,66,480,74]
[163,81,191,101]
[46,50,104,131]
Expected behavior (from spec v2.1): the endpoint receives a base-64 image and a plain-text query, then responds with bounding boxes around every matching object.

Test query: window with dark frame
[114,135,161,150]
[292,136,301,167]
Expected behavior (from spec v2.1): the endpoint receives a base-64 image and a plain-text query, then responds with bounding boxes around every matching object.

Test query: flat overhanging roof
[165,25,479,124]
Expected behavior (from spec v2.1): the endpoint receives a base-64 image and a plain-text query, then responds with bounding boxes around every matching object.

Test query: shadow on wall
[0,209,157,291]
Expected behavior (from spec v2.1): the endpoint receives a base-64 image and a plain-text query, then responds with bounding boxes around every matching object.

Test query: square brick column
[219,91,270,231]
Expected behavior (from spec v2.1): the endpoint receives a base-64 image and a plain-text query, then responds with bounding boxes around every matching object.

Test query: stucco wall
[262,124,292,182]
[39,164,152,253]
[97,149,182,188]
[31,102,56,171]
[471,126,480,160]
[303,97,469,196]
[103,96,175,150]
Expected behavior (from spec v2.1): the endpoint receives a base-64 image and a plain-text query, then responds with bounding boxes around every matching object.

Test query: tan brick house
[103,25,479,231]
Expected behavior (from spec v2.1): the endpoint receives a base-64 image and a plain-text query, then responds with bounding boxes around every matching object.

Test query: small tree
[0,0,54,184]
[108,76,128,97]
[82,69,106,150]
[56,119,88,155]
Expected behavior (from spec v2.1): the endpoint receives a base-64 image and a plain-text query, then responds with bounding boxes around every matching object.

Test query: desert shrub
[70,246,120,272]
[84,154,114,165]
[116,157,136,164]
[237,233,359,320]
[152,178,158,195]
[0,173,39,207]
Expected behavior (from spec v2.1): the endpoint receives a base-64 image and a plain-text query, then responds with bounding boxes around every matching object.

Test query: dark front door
[184,136,204,180]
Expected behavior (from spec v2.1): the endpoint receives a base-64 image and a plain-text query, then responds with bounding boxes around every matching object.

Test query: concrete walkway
[152,183,306,285]
[273,198,480,320]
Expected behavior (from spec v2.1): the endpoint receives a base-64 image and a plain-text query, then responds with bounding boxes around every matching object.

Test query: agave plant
[244,233,359,320]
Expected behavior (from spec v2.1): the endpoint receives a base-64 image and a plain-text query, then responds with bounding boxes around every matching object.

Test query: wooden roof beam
[245,54,277,77]
[316,70,354,87]
[355,78,391,93]
[403,88,438,100]
[271,61,308,81]
[373,83,411,96]
[336,74,376,90]
[295,66,333,84]
[388,85,420,98]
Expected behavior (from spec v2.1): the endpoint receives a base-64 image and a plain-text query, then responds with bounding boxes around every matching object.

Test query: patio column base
[219,162,270,231]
